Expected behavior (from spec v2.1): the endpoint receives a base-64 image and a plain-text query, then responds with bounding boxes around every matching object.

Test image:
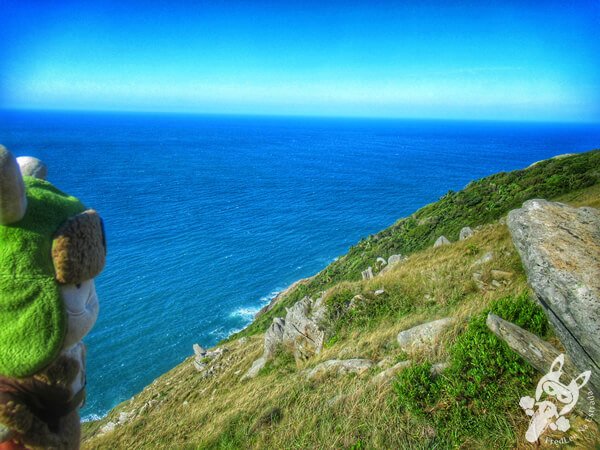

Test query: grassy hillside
[82,151,600,449]
[237,150,600,339]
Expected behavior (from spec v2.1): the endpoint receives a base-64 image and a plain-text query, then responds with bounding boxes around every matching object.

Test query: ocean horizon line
[2,107,599,126]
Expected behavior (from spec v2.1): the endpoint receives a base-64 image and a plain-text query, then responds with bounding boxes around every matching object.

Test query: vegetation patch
[394,293,548,447]
[232,150,599,340]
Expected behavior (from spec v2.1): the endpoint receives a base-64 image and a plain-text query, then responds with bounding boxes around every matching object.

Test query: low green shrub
[394,293,548,447]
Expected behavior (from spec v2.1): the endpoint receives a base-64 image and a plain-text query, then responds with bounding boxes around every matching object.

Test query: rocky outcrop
[244,296,326,379]
[387,254,404,266]
[283,297,325,361]
[459,226,473,240]
[192,344,230,378]
[433,236,450,247]
[255,275,316,319]
[397,317,455,354]
[508,199,600,398]
[487,313,596,420]
[371,360,411,385]
[306,359,373,381]
[361,266,374,280]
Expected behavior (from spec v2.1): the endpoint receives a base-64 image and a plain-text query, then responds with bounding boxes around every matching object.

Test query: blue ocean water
[0,110,599,420]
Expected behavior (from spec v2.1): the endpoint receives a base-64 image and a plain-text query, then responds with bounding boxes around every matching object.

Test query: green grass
[394,293,548,447]
[232,150,600,340]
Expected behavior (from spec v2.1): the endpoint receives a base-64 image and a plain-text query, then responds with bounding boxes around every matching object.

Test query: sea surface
[0,110,599,420]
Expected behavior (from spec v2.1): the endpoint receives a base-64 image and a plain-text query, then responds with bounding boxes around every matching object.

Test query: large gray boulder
[508,199,600,398]
[264,317,286,358]
[397,317,455,354]
[283,297,325,360]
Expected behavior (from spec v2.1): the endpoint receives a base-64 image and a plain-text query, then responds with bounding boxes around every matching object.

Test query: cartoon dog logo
[520,354,591,442]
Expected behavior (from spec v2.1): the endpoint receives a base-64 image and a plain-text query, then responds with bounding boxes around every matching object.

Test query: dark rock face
[508,199,600,398]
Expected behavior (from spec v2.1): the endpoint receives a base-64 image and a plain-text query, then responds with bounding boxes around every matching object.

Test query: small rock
[306,359,373,381]
[397,318,455,354]
[118,412,132,425]
[387,254,404,266]
[374,288,385,296]
[490,269,513,280]
[376,357,394,369]
[193,360,207,372]
[376,257,387,266]
[371,360,412,385]
[238,337,248,345]
[99,421,116,435]
[491,280,502,288]
[473,251,494,266]
[434,236,450,247]
[183,401,189,407]
[361,266,374,280]
[459,227,473,240]
[242,356,267,380]
[16,156,48,180]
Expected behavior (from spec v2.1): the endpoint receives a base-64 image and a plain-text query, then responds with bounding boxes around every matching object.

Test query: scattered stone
[430,362,449,377]
[238,337,248,345]
[242,356,267,380]
[472,251,494,266]
[118,412,132,425]
[193,344,206,357]
[490,269,513,280]
[459,226,473,240]
[16,156,48,180]
[349,294,365,309]
[376,357,394,369]
[183,401,189,407]
[491,280,502,288]
[307,359,374,381]
[387,254,403,266]
[371,360,412,385]
[193,360,207,372]
[397,318,455,354]
[508,199,600,399]
[433,236,450,247]
[361,266,374,280]
[374,288,385,296]
[99,421,116,435]
[486,313,596,420]
[376,257,387,266]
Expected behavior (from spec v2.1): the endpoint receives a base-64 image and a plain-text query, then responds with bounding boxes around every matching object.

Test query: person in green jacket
[0,146,106,450]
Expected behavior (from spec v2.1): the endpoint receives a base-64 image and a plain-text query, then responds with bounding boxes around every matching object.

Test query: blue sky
[1,0,599,121]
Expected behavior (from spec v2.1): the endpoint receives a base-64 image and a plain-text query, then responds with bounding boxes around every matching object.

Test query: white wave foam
[81,412,106,423]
